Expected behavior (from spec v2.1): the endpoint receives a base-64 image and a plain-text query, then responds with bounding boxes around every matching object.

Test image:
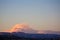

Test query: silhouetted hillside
[0,32,60,40]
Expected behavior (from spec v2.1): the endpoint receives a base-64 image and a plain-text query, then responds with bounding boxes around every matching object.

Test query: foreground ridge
[0,32,60,40]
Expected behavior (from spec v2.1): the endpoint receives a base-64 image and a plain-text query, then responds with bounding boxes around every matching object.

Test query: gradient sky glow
[0,0,60,32]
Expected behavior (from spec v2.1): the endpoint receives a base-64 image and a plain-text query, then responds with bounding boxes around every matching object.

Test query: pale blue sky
[0,0,60,32]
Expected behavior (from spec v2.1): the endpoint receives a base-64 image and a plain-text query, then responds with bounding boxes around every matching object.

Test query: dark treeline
[0,32,60,40]
[0,35,60,40]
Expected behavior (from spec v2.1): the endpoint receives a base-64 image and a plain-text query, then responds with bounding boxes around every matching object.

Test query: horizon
[1,24,60,34]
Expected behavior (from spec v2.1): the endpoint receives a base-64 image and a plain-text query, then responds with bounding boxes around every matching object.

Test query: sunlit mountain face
[5,24,60,34]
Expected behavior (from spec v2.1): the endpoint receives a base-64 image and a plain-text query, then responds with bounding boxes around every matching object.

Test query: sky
[0,0,60,32]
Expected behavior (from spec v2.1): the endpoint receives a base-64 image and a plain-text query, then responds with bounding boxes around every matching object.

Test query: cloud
[10,23,37,33]
[4,23,60,34]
